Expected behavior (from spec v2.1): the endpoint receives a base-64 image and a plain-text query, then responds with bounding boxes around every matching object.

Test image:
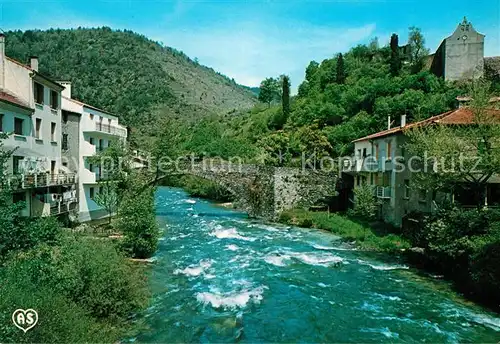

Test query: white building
[344,107,500,228]
[61,85,127,222]
[0,33,77,217]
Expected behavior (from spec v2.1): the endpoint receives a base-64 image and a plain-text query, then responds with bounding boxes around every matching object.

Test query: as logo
[12,309,38,333]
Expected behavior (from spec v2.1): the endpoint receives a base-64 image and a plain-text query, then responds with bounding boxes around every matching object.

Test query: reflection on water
[131,187,500,343]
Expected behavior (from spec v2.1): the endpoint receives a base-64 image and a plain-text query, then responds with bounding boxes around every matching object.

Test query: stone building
[430,17,485,81]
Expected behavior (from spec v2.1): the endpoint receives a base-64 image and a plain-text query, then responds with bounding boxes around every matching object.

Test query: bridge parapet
[160,160,338,219]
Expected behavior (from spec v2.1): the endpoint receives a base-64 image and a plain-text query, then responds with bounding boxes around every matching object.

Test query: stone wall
[184,162,338,220]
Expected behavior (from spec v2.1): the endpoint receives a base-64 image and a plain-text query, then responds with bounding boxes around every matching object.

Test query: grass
[278,209,411,253]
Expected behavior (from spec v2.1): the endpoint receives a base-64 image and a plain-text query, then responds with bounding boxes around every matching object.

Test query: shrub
[118,181,159,259]
[0,209,61,259]
[418,207,500,309]
[4,237,149,321]
[348,185,377,220]
[0,276,111,343]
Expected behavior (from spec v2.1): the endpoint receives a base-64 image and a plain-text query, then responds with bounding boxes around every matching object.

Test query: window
[14,118,24,135]
[419,188,427,202]
[99,186,103,194]
[386,141,392,160]
[89,187,95,199]
[362,148,367,158]
[89,163,94,172]
[89,137,94,145]
[90,114,94,121]
[400,146,406,160]
[35,118,42,139]
[62,112,68,123]
[50,90,58,110]
[51,161,56,174]
[62,134,68,150]
[34,82,44,104]
[51,122,56,141]
[13,192,26,204]
[404,180,410,199]
[375,144,379,160]
[13,156,24,174]
[0,114,3,132]
[370,173,374,185]
[98,139,104,151]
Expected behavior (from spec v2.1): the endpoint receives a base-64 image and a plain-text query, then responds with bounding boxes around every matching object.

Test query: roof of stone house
[0,89,33,111]
[353,107,500,143]
[62,95,119,119]
[6,56,64,90]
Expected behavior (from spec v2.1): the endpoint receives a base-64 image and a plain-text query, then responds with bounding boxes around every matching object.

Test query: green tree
[281,74,291,117]
[93,183,119,224]
[117,174,159,258]
[389,33,401,76]
[348,184,378,220]
[336,53,346,84]
[88,140,132,224]
[408,26,429,73]
[258,77,280,107]
[406,81,500,208]
[257,131,291,166]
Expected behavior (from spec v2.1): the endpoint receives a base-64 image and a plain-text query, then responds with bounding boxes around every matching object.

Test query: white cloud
[152,21,376,89]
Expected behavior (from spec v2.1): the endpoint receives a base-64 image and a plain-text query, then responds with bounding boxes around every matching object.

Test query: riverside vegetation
[0,134,159,342]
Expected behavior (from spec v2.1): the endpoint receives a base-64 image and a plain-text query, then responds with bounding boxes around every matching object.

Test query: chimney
[58,81,72,98]
[29,56,38,72]
[0,33,5,89]
[401,114,407,127]
[387,115,391,130]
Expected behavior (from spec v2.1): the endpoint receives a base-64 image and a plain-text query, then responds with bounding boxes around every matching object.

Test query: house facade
[0,33,129,223]
[0,33,77,217]
[345,108,500,227]
[61,86,127,222]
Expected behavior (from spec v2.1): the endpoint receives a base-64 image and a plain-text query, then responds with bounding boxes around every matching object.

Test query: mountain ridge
[4,27,257,127]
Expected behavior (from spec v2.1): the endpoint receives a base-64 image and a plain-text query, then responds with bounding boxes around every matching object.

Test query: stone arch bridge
[158,161,338,219]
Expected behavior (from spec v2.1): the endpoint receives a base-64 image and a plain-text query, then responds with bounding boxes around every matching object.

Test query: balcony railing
[95,123,127,137]
[4,173,77,190]
[376,186,391,199]
[50,200,78,216]
[341,156,378,173]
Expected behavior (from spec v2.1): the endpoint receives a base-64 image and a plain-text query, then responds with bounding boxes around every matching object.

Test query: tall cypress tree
[281,75,291,117]
[390,33,401,76]
[336,53,346,84]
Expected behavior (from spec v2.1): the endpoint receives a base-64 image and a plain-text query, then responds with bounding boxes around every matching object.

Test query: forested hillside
[169,35,473,163]
[4,28,256,127]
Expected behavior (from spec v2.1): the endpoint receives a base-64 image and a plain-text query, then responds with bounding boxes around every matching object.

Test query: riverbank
[278,208,411,253]
[277,208,500,313]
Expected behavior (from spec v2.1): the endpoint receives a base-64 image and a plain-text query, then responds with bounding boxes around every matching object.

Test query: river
[132,187,500,343]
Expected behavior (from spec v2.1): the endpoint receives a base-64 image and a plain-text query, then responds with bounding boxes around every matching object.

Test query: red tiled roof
[353,107,500,142]
[0,90,32,111]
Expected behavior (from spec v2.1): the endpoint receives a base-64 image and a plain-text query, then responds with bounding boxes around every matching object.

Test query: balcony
[376,186,392,199]
[94,123,127,138]
[4,173,77,190]
[32,194,78,217]
[81,169,111,184]
[50,200,78,216]
[341,156,378,174]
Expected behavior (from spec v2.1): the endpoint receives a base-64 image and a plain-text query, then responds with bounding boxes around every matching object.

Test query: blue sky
[0,0,499,90]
